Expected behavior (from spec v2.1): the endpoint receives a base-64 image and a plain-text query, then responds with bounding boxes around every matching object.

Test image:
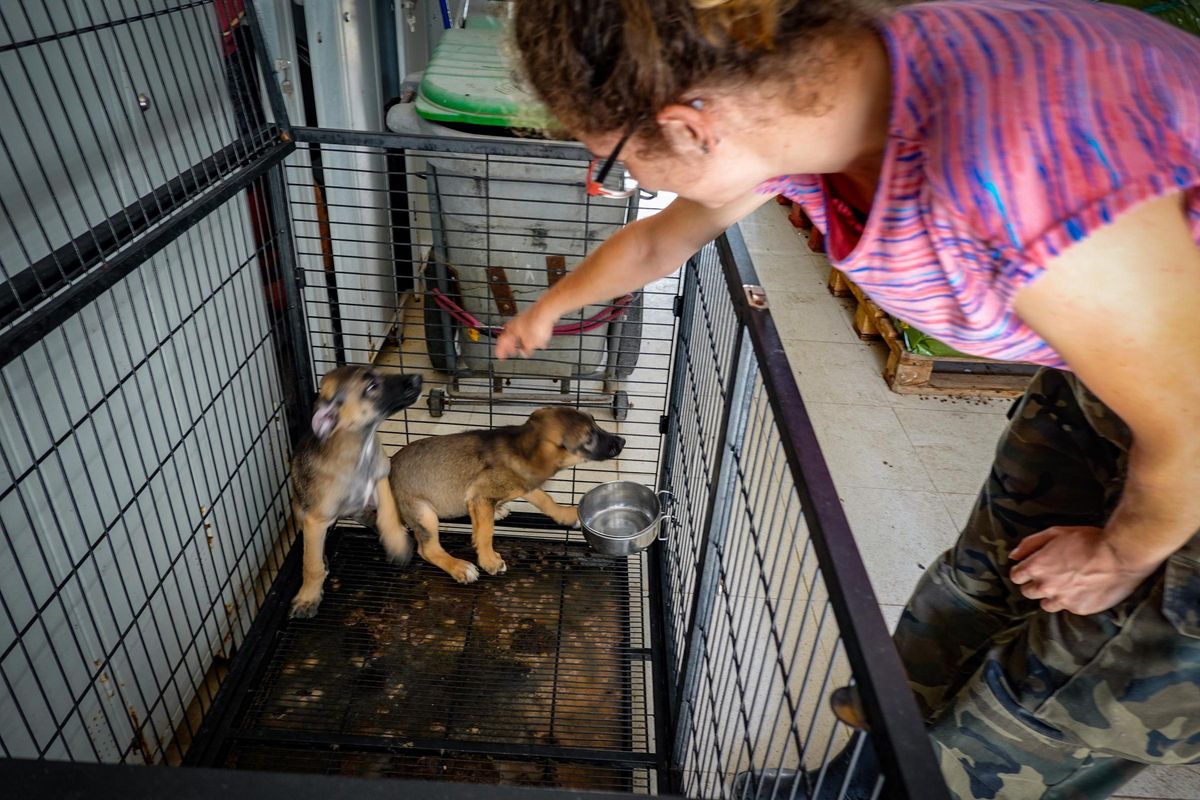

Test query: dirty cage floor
[202,526,658,792]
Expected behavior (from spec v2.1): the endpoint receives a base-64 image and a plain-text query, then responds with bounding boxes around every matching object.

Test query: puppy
[388,407,625,583]
[289,366,422,617]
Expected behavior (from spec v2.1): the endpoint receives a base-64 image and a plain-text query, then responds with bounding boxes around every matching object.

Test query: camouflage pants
[893,368,1200,800]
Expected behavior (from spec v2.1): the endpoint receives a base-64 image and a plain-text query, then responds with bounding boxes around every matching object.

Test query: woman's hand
[1009,526,1162,615]
[496,306,556,360]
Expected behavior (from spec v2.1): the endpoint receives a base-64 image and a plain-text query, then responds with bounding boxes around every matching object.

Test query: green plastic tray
[415,27,554,129]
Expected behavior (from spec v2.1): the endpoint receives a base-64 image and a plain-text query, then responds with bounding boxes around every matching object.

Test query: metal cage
[0,3,948,799]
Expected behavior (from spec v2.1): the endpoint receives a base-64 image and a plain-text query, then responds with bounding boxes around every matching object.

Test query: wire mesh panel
[658,237,947,800]
[666,352,859,796]
[0,0,296,766]
[656,245,741,676]
[282,131,680,508]
[0,0,281,337]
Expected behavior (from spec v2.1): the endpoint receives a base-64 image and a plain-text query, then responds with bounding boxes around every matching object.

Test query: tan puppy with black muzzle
[388,407,626,583]
[288,366,422,617]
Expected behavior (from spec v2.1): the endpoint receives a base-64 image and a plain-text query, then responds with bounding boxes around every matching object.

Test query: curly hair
[511,0,884,141]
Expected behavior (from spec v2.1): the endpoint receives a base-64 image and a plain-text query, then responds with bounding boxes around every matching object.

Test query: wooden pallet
[827,267,879,340]
[828,268,1038,398]
[778,196,826,253]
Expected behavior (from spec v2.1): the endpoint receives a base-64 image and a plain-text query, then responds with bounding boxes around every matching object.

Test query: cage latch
[743,284,769,309]
[274,59,294,97]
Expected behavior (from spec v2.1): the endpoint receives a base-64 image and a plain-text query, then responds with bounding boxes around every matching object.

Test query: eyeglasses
[586,99,703,199]
[586,124,639,199]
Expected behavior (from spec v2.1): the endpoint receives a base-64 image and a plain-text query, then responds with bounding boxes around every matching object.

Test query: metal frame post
[244,0,294,134]
[264,163,316,446]
[655,257,699,692]
[649,262,700,794]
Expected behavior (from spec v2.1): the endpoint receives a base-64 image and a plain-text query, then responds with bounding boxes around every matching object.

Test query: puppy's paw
[478,551,507,576]
[289,591,323,619]
[493,503,511,521]
[554,506,581,529]
[448,559,480,584]
[381,530,414,566]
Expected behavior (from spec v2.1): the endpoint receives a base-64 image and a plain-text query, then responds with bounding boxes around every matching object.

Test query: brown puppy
[388,408,625,583]
[289,366,422,617]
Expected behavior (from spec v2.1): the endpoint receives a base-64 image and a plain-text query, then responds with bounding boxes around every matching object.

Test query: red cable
[428,287,633,338]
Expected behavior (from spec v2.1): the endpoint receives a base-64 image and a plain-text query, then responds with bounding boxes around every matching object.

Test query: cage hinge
[672,294,684,317]
[274,59,294,97]
[659,414,670,434]
[743,284,769,309]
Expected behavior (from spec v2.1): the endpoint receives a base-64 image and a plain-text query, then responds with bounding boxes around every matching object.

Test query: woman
[496,0,1200,798]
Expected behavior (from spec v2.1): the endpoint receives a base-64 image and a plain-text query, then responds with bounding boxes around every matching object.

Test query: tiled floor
[738,201,1200,800]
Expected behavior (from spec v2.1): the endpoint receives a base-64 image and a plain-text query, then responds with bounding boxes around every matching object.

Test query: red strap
[820,175,869,262]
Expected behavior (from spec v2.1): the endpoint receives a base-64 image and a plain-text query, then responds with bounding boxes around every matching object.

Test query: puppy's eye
[365,381,379,395]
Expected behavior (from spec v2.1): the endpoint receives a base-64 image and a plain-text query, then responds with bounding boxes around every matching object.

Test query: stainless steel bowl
[578,481,673,556]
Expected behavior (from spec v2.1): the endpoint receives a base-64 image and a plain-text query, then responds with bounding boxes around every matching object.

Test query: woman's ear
[657,101,714,157]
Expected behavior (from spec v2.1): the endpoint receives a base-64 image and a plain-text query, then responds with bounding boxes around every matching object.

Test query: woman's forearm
[533,193,772,321]
[1104,438,1200,567]
[536,218,671,320]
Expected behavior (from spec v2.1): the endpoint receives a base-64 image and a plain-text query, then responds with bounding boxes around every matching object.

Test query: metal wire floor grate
[222,745,654,791]
[206,527,657,792]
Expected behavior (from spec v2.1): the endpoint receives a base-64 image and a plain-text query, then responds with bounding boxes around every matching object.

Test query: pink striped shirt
[761,0,1200,367]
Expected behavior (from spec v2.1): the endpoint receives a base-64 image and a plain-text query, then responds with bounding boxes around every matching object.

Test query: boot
[729,733,881,800]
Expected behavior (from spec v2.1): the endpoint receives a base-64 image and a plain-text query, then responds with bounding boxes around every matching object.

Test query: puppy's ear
[311,402,339,441]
